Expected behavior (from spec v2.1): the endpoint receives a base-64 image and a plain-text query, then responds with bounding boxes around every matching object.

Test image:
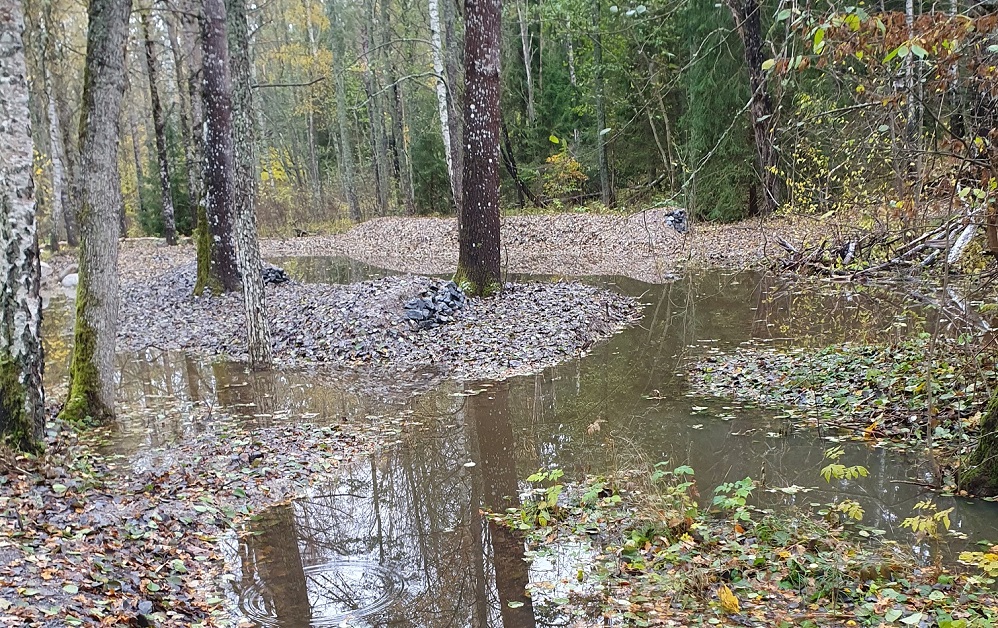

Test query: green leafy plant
[517,468,565,528]
[901,500,953,540]
[712,477,755,521]
[820,446,869,482]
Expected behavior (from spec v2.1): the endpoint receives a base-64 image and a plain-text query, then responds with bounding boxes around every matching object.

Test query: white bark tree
[0,0,45,450]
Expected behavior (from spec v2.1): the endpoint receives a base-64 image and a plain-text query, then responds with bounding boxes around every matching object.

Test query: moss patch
[0,353,39,452]
[58,288,113,425]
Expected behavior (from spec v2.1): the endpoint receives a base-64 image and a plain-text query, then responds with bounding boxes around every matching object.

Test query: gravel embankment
[115,263,641,381]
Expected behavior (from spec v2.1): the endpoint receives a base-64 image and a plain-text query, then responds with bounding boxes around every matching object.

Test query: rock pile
[403,280,466,329]
[262,266,291,285]
[664,209,688,233]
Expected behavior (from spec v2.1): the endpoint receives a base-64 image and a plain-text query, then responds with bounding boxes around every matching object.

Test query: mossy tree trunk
[455,0,502,297]
[227,0,273,368]
[0,0,46,451]
[960,391,998,496]
[60,0,131,425]
[196,0,241,296]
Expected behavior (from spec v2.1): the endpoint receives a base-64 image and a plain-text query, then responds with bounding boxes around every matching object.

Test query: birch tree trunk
[301,0,322,204]
[141,9,178,244]
[227,0,273,368]
[0,0,45,450]
[443,0,463,217]
[455,0,502,296]
[516,0,535,125]
[429,0,459,212]
[197,0,241,295]
[61,0,131,425]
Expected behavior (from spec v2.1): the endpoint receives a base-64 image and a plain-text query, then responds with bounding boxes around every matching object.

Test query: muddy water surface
[41,258,998,627]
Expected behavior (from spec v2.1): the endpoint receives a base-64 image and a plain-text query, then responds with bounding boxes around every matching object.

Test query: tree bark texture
[961,391,998,496]
[0,0,45,450]
[455,0,502,296]
[141,9,178,244]
[62,0,131,424]
[197,0,241,295]
[38,12,68,250]
[726,0,780,214]
[227,0,273,368]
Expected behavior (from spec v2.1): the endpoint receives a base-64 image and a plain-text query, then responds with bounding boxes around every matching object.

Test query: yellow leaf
[717,585,740,614]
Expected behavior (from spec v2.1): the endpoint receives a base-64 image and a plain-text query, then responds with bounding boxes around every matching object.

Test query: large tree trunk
[725,0,780,214]
[196,0,241,294]
[455,0,502,296]
[61,0,131,425]
[227,0,273,368]
[0,0,45,451]
[592,0,614,208]
[141,9,178,245]
[961,391,998,496]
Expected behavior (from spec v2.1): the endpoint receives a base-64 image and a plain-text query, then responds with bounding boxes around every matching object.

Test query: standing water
[41,258,998,626]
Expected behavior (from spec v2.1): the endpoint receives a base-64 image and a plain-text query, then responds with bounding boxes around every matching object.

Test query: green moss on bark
[960,392,998,496]
[194,203,217,296]
[58,292,113,425]
[0,354,41,453]
[453,266,500,298]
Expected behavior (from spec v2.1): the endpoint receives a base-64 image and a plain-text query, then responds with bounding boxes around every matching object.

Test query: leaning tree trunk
[141,9,178,245]
[0,0,45,451]
[61,0,131,425]
[196,0,241,295]
[454,0,502,296]
[726,0,780,214]
[961,391,998,496]
[227,0,273,368]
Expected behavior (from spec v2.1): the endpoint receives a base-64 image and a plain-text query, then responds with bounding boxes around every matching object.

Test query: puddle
[39,258,998,626]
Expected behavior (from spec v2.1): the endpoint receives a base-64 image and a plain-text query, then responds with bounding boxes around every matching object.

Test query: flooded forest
[2,0,998,625]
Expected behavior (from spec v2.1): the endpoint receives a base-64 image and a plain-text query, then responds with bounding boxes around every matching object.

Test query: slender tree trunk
[43,60,68,250]
[501,120,542,207]
[516,0,535,125]
[429,0,459,212]
[61,0,131,425]
[0,0,45,451]
[51,76,80,246]
[443,0,463,217]
[592,0,614,208]
[196,0,241,295]
[227,0,273,368]
[566,26,579,145]
[725,0,780,213]
[360,0,389,216]
[164,8,200,216]
[124,67,146,234]
[301,0,322,204]
[332,5,361,222]
[455,0,502,296]
[141,9,178,244]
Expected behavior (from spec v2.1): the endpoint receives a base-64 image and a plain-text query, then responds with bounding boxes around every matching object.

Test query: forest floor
[262,209,840,282]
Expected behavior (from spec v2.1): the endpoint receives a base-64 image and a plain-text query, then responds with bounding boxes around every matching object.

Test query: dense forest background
[21,0,998,239]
